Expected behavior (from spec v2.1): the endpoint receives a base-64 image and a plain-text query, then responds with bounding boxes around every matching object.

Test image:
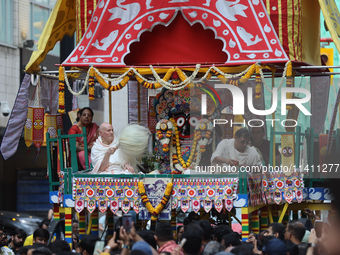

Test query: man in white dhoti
[91,123,134,174]
[211,128,262,169]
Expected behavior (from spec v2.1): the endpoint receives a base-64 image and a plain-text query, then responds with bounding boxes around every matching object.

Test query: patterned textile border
[71,177,238,213]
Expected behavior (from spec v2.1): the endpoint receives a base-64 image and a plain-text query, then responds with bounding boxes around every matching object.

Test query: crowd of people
[1,205,340,255]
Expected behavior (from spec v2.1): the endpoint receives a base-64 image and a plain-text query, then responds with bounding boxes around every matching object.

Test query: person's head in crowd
[131,241,152,255]
[31,246,53,255]
[78,235,99,255]
[264,223,286,240]
[72,233,79,250]
[195,220,212,245]
[229,243,254,255]
[251,126,265,147]
[48,240,71,254]
[79,107,95,128]
[221,233,241,248]
[99,122,114,144]
[33,229,49,245]
[155,221,174,244]
[181,225,203,255]
[213,224,232,243]
[26,243,49,255]
[38,220,50,230]
[284,240,299,255]
[0,225,8,247]
[234,128,251,153]
[72,220,79,234]
[284,220,305,245]
[137,230,157,250]
[75,242,82,254]
[256,235,275,251]
[18,246,29,255]
[203,241,224,255]
[10,228,27,250]
[177,226,184,242]
[262,238,288,255]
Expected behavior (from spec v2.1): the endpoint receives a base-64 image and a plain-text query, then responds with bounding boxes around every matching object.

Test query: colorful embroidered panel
[71,177,238,213]
[63,0,288,67]
[261,171,304,205]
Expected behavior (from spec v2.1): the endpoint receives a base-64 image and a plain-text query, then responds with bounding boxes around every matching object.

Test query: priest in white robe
[211,128,262,170]
[91,122,134,174]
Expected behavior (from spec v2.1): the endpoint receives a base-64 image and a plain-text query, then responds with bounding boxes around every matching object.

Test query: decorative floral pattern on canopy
[63,0,288,67]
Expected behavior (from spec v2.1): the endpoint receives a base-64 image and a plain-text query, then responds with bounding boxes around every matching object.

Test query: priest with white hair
[91,122,149,174]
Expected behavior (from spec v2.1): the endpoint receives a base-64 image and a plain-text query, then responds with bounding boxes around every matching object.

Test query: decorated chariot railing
[46,125,337,243]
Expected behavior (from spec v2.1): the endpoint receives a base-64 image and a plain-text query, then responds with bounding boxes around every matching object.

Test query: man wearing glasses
[211,128,262,172]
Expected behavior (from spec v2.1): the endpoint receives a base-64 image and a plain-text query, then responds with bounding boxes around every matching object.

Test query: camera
[0,101,10,117]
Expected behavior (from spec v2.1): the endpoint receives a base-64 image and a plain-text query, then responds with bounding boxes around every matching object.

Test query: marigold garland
[88,68,95,100]
[170,118,197,169]
[136,68,175,89]
[208,64,256,87]
[255,65,262,99]
[286,62,293,110]
[58,62,292,105]
[138,181,173,220]
[94,69,133,91]
[58,65,65,114]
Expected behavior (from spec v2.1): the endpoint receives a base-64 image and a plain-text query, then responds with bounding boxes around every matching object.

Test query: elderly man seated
[90,123,134,174]
[211,128,262,172]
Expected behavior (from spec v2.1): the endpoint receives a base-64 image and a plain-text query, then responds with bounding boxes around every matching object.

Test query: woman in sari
[69,107,99,169]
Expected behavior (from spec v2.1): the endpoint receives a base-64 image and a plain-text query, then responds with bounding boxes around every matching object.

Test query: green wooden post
[69,136,78,173]
[82,127,90,171]
[58,129,65,172]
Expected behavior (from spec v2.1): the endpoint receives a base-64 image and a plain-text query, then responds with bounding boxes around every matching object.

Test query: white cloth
[90,136,132,174]
[211,138,262,166]
[0,247,14,255]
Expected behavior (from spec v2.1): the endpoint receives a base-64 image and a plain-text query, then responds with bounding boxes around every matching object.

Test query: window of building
[30,0,59,56]
[0,0,13,45]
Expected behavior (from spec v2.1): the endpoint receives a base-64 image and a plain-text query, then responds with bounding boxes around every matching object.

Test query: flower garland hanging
[58,65,65,114]
[57,61,292,100]
[255,64,262,99]
[169,118,198,170]
[138,181,173,220]
[88,68,95,100]
[136,67,175,89]
[285,62,293,110]
[155,120,173,153]
[209,64,256,86]
[93,69,134,91]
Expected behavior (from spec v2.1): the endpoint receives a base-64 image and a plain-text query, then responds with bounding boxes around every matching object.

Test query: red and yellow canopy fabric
[63,0,289,67]
[264,0,321,66]
[76,0,98,44]
[25,0,332,73]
